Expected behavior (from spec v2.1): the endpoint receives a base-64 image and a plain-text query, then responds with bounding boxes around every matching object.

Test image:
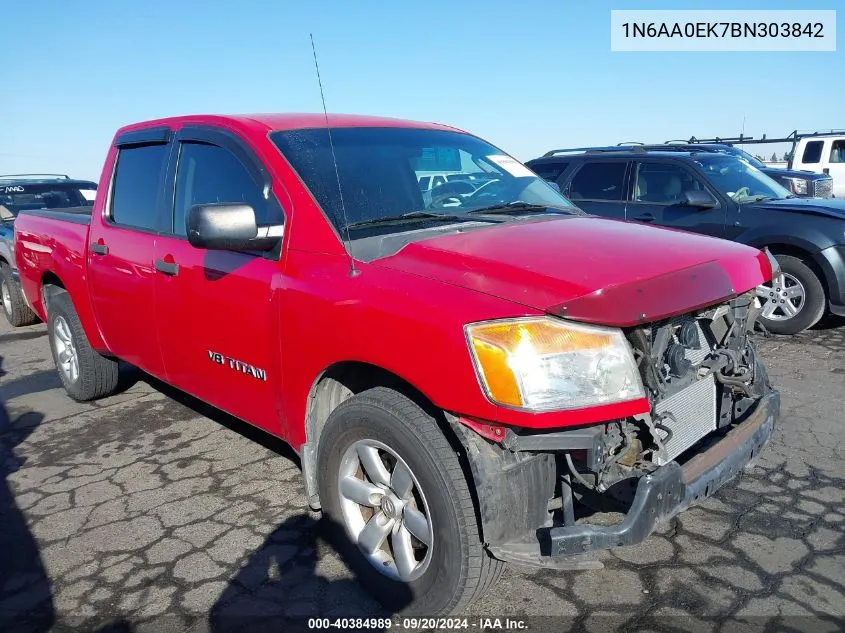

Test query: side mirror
[187,203,279,252]
[681,190,716,209]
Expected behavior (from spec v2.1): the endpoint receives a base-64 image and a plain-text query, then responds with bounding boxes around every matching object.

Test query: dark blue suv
[526,148,845,334]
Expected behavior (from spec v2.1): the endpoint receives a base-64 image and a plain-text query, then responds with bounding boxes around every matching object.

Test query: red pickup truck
[15,114,780,615]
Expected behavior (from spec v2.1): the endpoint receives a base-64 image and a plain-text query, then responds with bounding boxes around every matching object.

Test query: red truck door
[152,127,286,434]
[86,131,172,377]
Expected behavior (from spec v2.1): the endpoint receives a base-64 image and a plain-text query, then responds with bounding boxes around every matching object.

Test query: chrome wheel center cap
[381,495,401,519]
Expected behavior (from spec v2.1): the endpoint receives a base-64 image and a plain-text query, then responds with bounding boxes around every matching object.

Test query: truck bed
[19,206,93,225]
[14,207,93,324]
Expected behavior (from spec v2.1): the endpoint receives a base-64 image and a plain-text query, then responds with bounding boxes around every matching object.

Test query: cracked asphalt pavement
[1,317,843,632]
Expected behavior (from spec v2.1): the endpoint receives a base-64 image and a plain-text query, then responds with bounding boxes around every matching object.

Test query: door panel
[564,161,628,219]
[153,237,280,431]
[87,142,170,376]
[154,133,285,434]
[629,161,726,238]
[825,139,845,197]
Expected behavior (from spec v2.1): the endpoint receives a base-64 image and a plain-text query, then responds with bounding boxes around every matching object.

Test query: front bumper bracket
[542,389,779,557]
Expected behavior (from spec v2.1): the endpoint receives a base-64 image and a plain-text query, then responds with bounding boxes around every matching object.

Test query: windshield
[270,127,578,234]
[722,146,767,170]
[693,155,790,203]
[0,183,97,217]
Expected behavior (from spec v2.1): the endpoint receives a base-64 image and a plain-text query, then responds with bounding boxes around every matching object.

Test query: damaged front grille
[626,291,764,466]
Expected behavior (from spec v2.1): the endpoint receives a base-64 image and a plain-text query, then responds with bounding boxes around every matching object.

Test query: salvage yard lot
[1,317,843,631]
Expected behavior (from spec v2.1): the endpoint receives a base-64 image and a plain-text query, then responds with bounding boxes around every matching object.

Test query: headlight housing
[783,177,808,195]
[465,317,645,412]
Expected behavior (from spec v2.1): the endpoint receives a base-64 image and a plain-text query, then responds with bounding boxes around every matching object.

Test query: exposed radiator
[653,375,717,465]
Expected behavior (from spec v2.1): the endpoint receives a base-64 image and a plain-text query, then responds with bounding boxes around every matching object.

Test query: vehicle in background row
[679,131,845,198]
[15,114,778,614]
[417,171,496,192]
[526,147,845,334]
[0,174,97,326]
[790,134,845,198]
[591,143,833,199]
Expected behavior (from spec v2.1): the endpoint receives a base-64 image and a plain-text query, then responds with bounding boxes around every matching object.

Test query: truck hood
[762,167,832,181]
[747,197,845,220]
[376,216,773,327]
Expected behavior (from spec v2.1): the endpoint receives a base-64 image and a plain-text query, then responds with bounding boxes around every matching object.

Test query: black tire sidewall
[0,263,35,327]
[317,396,470,615]
[760,255,826,335]
[47,292,90,400]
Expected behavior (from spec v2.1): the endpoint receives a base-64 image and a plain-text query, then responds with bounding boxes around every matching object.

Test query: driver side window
[634,162,708,204]
[173,142,280,236]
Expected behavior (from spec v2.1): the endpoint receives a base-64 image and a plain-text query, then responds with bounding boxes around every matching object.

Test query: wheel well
[763,244,829,298]
[40,272,66,311]
[302,361,450,509]
[306,362,437,444]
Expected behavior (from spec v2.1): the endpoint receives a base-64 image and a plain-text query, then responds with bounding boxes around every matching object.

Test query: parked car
[677,131,845,198]
[15,114,779,614]
[0,174,96,326]
[589,143,834,199]
[417,172,496,192]
[526,147,845,334]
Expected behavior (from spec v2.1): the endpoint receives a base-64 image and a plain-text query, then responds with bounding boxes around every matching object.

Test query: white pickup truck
[790,134,845,198]
[682,132,845,198]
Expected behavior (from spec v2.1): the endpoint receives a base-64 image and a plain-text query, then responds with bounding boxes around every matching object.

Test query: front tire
[47,290,119,401]
[1,263,38,327]
[317,387,502,615]
[756,254,826,335]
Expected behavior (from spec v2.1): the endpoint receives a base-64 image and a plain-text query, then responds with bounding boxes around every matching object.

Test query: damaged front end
[449,292,779,567]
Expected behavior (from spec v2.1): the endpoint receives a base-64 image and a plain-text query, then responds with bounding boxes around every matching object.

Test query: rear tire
[1,263,38,327]
[47,290,119,401]
[317,387,503,615]
[757,254,826,335]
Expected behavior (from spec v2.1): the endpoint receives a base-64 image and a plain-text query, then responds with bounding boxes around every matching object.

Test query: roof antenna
[310,33,358,277]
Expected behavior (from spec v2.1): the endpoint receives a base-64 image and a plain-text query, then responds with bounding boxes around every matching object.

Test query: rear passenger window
[568,162,626,201]
[110,144,169,230]
[802,141,823,164]
[173,142,280,236]
[530,162,569,182]
[829,140,845,164]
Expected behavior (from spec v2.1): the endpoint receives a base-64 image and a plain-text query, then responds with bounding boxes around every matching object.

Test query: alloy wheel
[337,439,433,582]
[53,315,80,383]
[1,280,10,316]
[756,272,805,321]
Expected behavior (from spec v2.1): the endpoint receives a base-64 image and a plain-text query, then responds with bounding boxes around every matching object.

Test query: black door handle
[633,213,655,222]
[91,242,109,255]
[154,259,179,276]
[823,168,830,174]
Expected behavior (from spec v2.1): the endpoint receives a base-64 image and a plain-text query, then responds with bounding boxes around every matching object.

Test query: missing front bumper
[540,388,779,557]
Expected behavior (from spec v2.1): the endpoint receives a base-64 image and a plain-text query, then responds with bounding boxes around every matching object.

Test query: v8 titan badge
[207,350,267,381]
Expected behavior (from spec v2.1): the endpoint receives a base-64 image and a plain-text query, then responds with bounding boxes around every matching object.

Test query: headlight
[784,177,807,195]
[465,317,645,411]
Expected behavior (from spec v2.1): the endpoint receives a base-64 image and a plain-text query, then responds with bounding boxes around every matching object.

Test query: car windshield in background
[693,155,790,203]
[0,184,97,216]
[270,127,579,234]
[724,146,767,170]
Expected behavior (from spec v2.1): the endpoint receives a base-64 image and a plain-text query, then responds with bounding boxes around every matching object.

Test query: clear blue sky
[2,0,841,180]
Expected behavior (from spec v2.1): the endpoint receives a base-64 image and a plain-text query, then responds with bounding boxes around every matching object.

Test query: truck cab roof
[115,113,465,136]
